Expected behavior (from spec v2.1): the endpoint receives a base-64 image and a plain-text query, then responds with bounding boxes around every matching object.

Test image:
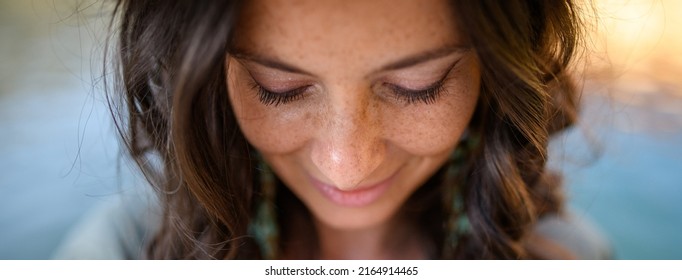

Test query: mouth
[309,171,397,207]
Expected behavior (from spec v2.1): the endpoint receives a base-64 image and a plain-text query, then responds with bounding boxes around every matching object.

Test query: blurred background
[1,0,680,259]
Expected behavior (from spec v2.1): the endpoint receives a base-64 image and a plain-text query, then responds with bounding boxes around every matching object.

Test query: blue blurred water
[553,94,682,259]
[1,1,681,260]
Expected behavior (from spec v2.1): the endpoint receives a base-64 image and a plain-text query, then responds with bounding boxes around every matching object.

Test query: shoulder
[52,188,161,260]
[531,210,612,259]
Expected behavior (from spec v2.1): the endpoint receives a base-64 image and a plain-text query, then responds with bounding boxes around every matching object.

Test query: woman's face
[227,0,480,230]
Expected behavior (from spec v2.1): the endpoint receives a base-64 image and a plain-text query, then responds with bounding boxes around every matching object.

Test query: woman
[57,0,609,259]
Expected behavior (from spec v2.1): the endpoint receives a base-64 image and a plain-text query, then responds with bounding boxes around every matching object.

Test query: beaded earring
[443,131,479,257]
[249,158,279,259]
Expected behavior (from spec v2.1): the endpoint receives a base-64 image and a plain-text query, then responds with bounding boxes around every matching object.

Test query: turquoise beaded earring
[249,158,279,259]
[443,131,479,257]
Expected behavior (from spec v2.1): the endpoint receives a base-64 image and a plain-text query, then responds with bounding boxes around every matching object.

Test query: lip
[309,172,397,207]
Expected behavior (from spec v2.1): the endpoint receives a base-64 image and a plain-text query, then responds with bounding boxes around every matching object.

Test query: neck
[312,214,428,260]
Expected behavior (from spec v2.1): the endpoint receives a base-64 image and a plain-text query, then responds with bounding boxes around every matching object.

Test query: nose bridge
[311,88,385,190]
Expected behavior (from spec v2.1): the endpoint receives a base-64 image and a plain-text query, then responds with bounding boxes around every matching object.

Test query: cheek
[385,75,480,156]
[227,64,314,154]
[385,103,474,156]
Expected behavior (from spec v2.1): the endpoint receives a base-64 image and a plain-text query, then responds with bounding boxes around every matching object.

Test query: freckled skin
[226,0,481,251]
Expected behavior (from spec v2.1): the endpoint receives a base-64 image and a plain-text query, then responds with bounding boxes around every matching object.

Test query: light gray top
[52,189,161,260]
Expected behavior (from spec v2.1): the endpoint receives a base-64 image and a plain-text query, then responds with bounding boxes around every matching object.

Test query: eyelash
[386,80,446,105]
[250,74,450,107]
[251,83,309,106]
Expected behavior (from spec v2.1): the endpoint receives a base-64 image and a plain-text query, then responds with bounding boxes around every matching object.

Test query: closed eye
[250,82,311,107]
[386,79,447,105]
[383,56,461,105]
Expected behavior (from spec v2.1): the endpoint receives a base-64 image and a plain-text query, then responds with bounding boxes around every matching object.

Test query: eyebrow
[230,45,470,76]
[378,45,470,72]
[231,50,314,75]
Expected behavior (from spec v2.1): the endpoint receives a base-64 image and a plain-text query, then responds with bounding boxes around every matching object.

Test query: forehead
[232,0,461,73]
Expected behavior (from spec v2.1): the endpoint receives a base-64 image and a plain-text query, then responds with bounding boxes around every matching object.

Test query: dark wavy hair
[107,0,584,259]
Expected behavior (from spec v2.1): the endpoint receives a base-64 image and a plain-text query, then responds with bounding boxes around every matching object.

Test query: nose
[311,91,385,191]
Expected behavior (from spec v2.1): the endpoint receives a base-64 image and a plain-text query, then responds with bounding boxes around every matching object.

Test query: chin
[308,203,400,231]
